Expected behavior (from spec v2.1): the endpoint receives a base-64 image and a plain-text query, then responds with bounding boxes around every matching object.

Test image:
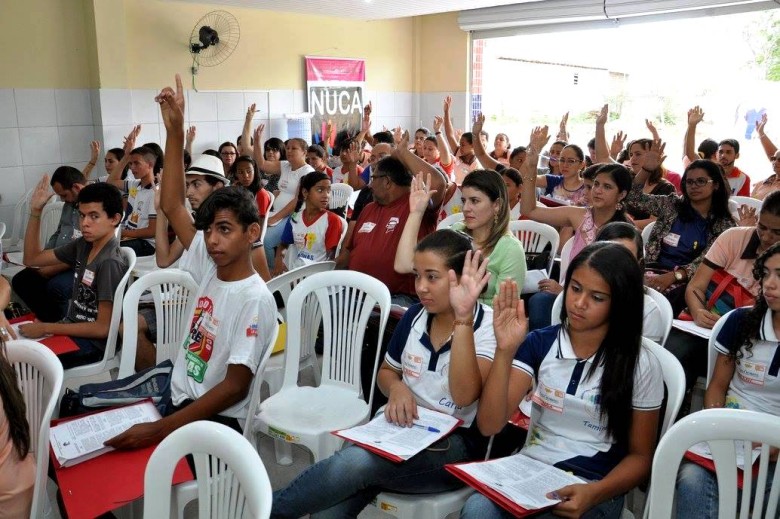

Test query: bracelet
[29,213,41,219]
[706,402,723,409]
[453,319,474,328]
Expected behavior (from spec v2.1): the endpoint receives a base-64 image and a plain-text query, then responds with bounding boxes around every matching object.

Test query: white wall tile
[394,92,413,117]
[243,91,269,118]
[0,129,22,168]
[23,164,59,192]
[0,168,26,208]
[130,89,160,125]
[15,89,57,128]
[98,125,128,151]
[217,120,243,145]
[188,91,217,122]
[90,89,102,127]
[59,126,95,164]
[55,89,93,127]
[136,124,161,148]
[216,92,245,121]
[0,205,16,230]
[0,90,18,128]
[189,121,219,155]
[375,91,395,117]
[363,90,376,107]
[99,89,133,127]
[293,90,306,113]
[19,127,60,166]
[269,90,294,118]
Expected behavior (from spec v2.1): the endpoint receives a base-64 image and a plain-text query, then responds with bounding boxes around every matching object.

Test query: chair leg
[274,439,294,465]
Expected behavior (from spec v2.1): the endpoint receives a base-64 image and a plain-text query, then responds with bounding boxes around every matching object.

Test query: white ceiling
[169,0,541,20]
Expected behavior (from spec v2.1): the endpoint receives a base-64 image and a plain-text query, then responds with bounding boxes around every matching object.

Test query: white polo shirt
[516,326,663,480]
[384,303,496,427]
[715,307,780,415]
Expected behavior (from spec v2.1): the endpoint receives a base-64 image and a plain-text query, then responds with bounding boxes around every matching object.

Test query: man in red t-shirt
[339,145,447,306]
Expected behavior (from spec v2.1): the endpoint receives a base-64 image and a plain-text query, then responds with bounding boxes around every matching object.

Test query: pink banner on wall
[306,57,366,83]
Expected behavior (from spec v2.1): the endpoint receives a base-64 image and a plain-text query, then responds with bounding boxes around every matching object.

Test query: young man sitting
[106,74,276,448]
[18,178,129,369]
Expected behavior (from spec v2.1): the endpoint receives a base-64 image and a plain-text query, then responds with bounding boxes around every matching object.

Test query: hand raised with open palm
[448,250,491,320]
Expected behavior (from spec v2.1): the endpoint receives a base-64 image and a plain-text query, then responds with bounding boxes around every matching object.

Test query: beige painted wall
[0,0,469,93]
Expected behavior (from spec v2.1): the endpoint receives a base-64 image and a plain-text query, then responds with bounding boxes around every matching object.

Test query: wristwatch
[673,267,686,282]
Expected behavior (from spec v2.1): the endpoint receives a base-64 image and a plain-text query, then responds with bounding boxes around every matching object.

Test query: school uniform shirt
[269,161,315,226]
[332,165,364,185]
[516,325,663,480]
[437,185,463,224]
[453,156,480,184]
[385,303,496,427]
[122,178,157,246]
[171,232,276,418]
[702,227,762,296]
[715,308,780,415]
[726,167,751,197]
[509,201,521,220]
[655,213,709,271]
[280,209,343,267]
[53,237,128,349]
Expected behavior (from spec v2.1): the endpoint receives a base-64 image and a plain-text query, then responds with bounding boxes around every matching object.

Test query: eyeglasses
[221,152,237,157]
[559,158,582,166]
[685,178,714,187]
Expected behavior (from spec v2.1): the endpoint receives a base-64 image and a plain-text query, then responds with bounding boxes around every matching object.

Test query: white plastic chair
[558,237,574,284]
[38,200,64,248]
[260,191,275,245]
[509,220,560,276]
[641,221,655,249]
[8,339,64,519]
[62,247,137,391]
[436,212,464,230]
[644,287,674,346]
[254,270,391,464]
[335,215,349,257]
[707,308,734,387]
[732,195,763,213]
[2,187,34,252]
[143,421,272,519]
[329,183,354,212]
[647,408,780,519]
[118,269,199,378]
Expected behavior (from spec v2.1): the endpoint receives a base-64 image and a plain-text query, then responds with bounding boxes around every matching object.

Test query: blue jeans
[263,216,290,270]
[528,291,557,331]
[460,491,624,519]
[271,434,473,519]
[675,460,777,518]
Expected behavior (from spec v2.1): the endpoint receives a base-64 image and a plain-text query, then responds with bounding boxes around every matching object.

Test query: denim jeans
[675,460,778,518]
[263,216,290,270]
[460,490,624,519]
[528,290,557,331]
[271,433,474,519]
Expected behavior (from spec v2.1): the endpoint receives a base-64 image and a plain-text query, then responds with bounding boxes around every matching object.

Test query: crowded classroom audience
[3,70,780,519]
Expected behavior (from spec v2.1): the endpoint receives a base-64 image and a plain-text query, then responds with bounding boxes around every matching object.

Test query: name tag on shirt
[82,269,95,287]
[358,222,376,234]
[532,380,566,413]
[402,352,424,378]
[663,233,681,248]
[737,360,767,386]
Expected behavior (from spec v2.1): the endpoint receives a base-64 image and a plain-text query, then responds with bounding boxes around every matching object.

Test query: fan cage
[189,10,240,67]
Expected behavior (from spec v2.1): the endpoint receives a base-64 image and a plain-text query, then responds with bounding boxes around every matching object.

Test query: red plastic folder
[9,314,79,355]
[51,404,194,519]
[683,450,759,490]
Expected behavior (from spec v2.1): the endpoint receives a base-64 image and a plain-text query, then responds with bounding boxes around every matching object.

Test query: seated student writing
[675,243,780,518]
[105,74,276,448]
[272,230,497,519]
[272,171,343,276]
[18,178,129,370]
[462,242,663,519]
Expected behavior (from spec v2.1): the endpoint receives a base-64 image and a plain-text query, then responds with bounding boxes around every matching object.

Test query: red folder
[9,313,81,355]
[51,403,195,519]
[509,409,531,431]
[445,462,555,518]
[683,449,759,489]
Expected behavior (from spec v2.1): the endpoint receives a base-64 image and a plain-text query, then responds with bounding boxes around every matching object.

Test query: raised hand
[364,101,372,119]
[449,250,490,320]
[443,95,452,113]
[688,106,704,126]
[528,125,551,154]
[596,104,608,126]
[361,107,371,133]
[155,73,185,130]
[757,113,768,136]
[645,119,660,140]
[30,175,53,212]
[455,128,464,143]
[737,204,758,227]
[253,123,265,145]
[325,119,334,145]
[122,124,142,154]
[89,141,100,163]
[186,125,197,144]
[245,103,256,121]
[346,140,361,164]
[610,131,627,159]
[398,129,410,152]
[393,126,403,144]
[409,172,437,214]
[433,115,444,133]
[557,112,569,141]
[491,280,528,354]
[643,137,667,171]
[472,113,485,135]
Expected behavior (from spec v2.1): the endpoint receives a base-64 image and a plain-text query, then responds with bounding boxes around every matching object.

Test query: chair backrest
[706,308,735,387]
[508,220,560,276]
[644,286,674,346]
[641,221,655,249]
[283,271,391,406]
[143,421,272,519]
[4,187,34,249]
[648,408,780,519]
[642,338,685,436]
[436,212,464,230]
[0,221,6,241]
[732,195,762,212]
[335,215,349,257]
[64,247,137,379]
[39,200,64,248]
[558,237,574,284]
[118,268,199,378]
[329,183,354,211]
[260,192,276,244]
[243,318,280,447]
[7,339,64,519]
[265,261,336,322]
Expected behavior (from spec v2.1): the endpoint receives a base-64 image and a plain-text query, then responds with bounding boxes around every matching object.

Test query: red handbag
[678,270,754,320]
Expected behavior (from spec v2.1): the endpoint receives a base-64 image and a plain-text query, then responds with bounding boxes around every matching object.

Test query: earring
[616,201,624,211]
[494,214,498,224]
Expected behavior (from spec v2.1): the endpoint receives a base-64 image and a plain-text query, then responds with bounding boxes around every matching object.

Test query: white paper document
[453,453,585,511]
[672,319,713,340]
[50,400,161,467]
[689,441,761,470]
[11,321,52,339]
[336,407,461,461]
[521,269,548,295]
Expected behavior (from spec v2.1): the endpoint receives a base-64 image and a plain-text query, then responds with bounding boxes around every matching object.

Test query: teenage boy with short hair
[19,179,129,369]
[107,145,157,256]
[106,74,276,448]
[718,138,751,196]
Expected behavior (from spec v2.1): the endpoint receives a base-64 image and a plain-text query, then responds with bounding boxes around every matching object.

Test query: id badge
[532,380,566,413]
[402,352,424,379]
[737,360,767,386]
